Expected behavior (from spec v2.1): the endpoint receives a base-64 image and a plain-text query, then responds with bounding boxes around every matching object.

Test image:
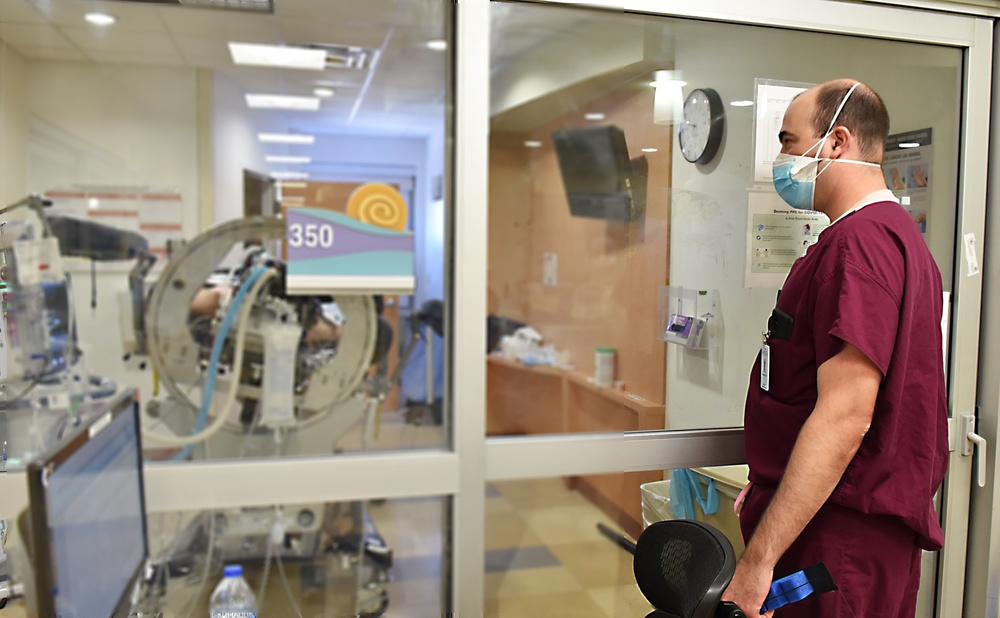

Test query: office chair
[633,519,746,618]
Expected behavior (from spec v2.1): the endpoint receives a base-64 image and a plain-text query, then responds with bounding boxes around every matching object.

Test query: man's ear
[828,126,852,156]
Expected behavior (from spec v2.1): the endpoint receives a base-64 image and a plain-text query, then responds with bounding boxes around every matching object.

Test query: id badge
[761,344,770,391]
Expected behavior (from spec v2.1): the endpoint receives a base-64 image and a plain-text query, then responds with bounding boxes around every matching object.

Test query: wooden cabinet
[487,356,665,539]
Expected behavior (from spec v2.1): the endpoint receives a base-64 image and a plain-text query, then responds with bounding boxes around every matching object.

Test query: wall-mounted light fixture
[651,70,686,126]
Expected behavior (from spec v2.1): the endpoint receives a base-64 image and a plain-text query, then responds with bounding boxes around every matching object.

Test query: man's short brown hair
[812,80,889,163]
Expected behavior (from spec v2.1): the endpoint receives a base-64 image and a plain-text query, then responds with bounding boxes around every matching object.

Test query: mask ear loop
[813,81,862,177]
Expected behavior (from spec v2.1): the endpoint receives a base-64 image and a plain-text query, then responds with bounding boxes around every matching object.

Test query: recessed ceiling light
[641,148,658,153]
[228,42,327,70]
[524,140,543,148]
[585,113,606,121]
[426,39,448,52]
[266,155,312,164]
[313,87,335,98]
[246,94,320,111]
[258,133,315,144]
[85,12,116,26]
[271,171,310,180]
[899,142,921,148]
[730,100,754,107]
[87,198,100,209]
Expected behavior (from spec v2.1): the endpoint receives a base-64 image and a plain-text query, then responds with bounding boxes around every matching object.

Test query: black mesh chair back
[633,520,745,618]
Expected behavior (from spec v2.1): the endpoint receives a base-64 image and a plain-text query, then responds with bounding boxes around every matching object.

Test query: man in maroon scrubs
[722,79,949,617]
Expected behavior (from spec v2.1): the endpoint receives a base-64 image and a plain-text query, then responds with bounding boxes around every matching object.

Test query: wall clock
[678,87,725,165]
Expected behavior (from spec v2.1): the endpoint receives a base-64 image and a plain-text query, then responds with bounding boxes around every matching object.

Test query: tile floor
[368,476,652,617]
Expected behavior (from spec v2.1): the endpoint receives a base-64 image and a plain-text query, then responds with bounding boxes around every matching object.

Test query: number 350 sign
[287,221,335,248]
[285,208,415,295]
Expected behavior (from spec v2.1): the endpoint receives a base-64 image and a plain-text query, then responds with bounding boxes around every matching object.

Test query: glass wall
[139,497,446,616]
[487,1,962,437]
[0,0,452,466]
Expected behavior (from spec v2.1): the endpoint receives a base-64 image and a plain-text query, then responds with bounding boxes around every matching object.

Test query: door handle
[961,413,988,488]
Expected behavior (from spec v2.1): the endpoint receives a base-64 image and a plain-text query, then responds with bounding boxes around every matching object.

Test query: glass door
[477,1,991,616]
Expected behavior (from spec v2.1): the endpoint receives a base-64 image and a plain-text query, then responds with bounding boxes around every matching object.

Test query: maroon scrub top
[744,199,948,551]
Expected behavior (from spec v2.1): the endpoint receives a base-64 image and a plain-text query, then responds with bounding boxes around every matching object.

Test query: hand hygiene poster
[745,191,829,288]
[883,128,932,237]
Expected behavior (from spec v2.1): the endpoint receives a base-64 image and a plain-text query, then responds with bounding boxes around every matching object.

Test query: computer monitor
[23,390,148,618]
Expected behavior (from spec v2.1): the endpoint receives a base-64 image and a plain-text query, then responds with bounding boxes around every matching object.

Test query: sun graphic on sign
[346,183,409,231]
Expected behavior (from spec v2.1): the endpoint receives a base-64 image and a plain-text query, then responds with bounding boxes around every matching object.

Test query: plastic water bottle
[208,564,257,618]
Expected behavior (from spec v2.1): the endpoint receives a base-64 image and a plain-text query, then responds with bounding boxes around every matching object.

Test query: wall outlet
[543,252,558,286]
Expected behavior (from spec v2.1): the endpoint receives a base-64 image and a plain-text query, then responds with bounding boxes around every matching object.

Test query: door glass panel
[489,3,963,615]
[485,476,650,616]
[0,0,453,464]
[487,1,962,436]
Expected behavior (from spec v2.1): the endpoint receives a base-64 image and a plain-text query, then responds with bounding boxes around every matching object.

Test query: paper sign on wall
[884,129,932,237]
[745,191,829,288]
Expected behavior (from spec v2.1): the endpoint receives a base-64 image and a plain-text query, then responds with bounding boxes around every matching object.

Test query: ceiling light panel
[271,171,310,180]
[229,42,327,70]
[304,44,380,71]
[246,94,320,111]
[266,155,312,164]
[258,133,315,144]
[84,13,116,26]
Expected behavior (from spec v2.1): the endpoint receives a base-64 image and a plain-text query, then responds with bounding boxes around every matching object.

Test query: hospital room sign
[285,206,416,296]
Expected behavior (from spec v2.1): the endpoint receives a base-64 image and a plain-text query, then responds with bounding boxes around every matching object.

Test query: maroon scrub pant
[740,485,923,618]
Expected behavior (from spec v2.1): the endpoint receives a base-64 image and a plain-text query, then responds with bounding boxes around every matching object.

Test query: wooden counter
[487,355,665,539]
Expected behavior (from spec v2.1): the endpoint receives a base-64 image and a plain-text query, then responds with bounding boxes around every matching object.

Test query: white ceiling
[0,0,623,138]
[0,0,455,135]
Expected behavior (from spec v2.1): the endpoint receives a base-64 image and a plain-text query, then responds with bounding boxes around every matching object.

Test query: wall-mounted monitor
[552,125,647,221]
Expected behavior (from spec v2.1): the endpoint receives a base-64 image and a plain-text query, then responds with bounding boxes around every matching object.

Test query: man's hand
[722,559,774,617]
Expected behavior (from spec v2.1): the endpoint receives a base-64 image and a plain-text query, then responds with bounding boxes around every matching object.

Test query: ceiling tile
[24,0,168,31]
[274,0,399,27]
[10,44,86,61]
[60,26,178,54]
[0,22,73,49]
[84,49,187,67]
[276,17,387,49]
[170,34,229,67]
[158,5,281,40]
[0,0,47,23]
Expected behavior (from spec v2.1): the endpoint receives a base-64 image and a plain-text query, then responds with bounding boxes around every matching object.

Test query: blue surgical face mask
[772,82,880,211]
[772,152,822,211]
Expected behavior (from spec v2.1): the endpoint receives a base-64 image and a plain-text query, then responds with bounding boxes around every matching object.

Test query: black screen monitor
[552,125,646,221]
[23,390,148,618]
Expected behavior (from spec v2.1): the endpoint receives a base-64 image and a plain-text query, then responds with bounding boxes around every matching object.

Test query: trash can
[641,466,747,558]
[640,480,673,529]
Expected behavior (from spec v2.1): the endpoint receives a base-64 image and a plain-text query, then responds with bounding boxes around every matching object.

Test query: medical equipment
[0,195,148,465]
[15,391,148,618]
[2,201,409,614]
[132,216,402,616]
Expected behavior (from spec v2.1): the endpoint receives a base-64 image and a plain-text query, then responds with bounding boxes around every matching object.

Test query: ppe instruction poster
[883,128,931,237]
[745,191,829,288]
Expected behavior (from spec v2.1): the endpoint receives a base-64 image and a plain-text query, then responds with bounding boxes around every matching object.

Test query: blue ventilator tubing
[170,263,270,461]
